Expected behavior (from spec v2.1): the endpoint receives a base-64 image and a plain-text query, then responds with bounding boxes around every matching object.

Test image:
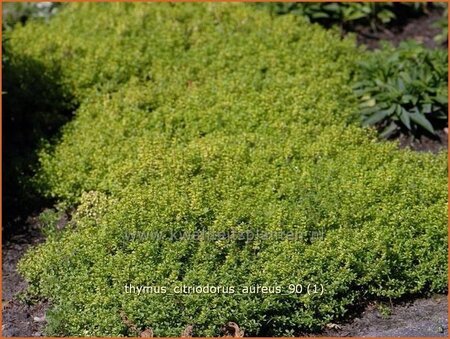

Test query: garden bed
[3,214,448,337]
[3,227,448,337]
[2,2,448,337]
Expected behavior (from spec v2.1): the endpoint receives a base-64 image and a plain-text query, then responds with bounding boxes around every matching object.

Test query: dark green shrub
[10,3,448,337]
[260,2,431,31]
[354,41,448,138]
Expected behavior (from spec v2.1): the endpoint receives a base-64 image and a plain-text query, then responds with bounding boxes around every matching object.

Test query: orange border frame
[0,1,448,338]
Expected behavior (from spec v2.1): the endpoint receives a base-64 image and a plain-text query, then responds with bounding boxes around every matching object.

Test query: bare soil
[322,295,448,337]
[397,129,448,153]
[2,218,49,337]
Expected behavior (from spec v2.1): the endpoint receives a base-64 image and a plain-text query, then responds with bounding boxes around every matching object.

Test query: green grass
[8,3,448,336]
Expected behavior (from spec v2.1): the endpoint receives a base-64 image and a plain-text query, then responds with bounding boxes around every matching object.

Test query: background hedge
[6,3,447,336]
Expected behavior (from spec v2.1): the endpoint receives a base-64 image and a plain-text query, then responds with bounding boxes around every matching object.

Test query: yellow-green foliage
[12,3,447,337]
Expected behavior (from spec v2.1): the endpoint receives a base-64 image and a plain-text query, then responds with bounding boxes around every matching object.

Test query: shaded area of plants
[261,2,443,34]
[2,39,75,236]
[354,41,448,139]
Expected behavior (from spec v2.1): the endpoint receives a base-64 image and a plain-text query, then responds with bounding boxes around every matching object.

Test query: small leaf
[374,79,385,88]
[362,109,388,126]
[399,108,411,130]
[361,105,381,115]
[379,122,397,138]
[434,95,448,105]
[386,104,397,115]
[397,78,405,91]
[310,12,330,19]
[409,111,435,135]
[422,103,432,114]
[360,98,376,108]
[401,94,414,104]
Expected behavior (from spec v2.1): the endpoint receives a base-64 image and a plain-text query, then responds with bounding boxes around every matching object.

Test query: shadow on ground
[2,40,75,239]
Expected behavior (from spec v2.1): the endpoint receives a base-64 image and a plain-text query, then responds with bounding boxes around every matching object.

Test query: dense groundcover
[8,3,447,337]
